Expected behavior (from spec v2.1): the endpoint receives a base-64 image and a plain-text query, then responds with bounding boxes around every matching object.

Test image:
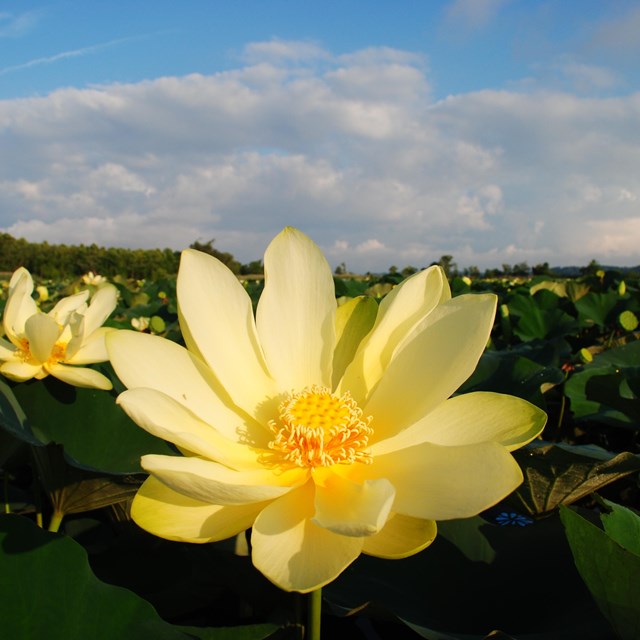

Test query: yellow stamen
[16,337,67,365]
[267,385,373,468]
[17,337,31,362]
[49,342,66,363]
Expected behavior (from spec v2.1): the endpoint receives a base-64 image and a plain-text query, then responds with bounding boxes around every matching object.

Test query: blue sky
[1,0,639,270]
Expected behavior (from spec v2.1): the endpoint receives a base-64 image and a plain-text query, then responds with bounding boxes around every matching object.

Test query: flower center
[267,385,373,468]
[17,337,66,364]
[49,342,67,364]
[17,338,32,362]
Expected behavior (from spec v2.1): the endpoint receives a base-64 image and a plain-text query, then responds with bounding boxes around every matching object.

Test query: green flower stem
[307,588,322,640]
[48,511,64,533]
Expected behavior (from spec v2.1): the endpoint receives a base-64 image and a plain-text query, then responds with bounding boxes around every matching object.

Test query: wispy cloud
[586,5,640,56]
[0,10,43,38]
[443,0,510,31]
[242,39,329,64]
[0,33,158,76]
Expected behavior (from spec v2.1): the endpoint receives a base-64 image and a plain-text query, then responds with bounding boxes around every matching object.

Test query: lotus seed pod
[150,315,166,333]
[619,310,638,332]
[579,348,593,364]
[618,281,626,296]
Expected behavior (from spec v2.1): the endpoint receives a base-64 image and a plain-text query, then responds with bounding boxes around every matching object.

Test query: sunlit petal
[339,266,449,403]
[0,359,42,381]
[363,513,437,559]
[312,469,395,537]
[331,296,377,389]
[141,454,307,505]
[107,330,268,446]
[349,439,523,521]
[373,392,546,455]
[4,269,37,343]
[117,388,262,469]
[251,481,363,593]
[48,363,112,390]
[178,249,277,421]
[257,227,336,391]
[79,284,118,337]
[66,327,116,364]
[49,291,89,325]
[24,313,61,363]
[8,267,32,294]
[131,475,264,543]
[0,338,17,360]
[364,294,497,442]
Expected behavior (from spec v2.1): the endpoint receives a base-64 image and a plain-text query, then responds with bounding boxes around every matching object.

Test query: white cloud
[586,217,640,259]
[443,0,510,31]
[1,41,639,272]
[356,239,386,253]
[242,39,328,64]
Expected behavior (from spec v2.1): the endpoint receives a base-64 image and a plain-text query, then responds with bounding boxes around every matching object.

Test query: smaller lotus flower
[131,316,151,332]
[82,271,108,286]
[0,268,118,389]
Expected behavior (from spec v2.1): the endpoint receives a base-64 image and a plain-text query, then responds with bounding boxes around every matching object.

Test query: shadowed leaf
[507,443,640,517]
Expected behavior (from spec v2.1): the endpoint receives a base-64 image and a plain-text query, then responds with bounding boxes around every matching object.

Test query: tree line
[0,234,264,280]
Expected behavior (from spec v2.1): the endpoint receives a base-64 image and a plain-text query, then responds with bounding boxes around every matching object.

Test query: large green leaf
[574,292,619,328]
[600,498,640,557]
[565,341,640,428]
[11,375,175,474]
[596,339,640,367]
[459,350,563,408]
[508,291,577,341]
[506,443,640,517]
[561,505,640,640]
[0,514,279,639]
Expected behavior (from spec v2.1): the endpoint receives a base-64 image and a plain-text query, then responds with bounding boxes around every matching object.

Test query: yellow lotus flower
[81,271,108,286]
[131,316,151,332]
[0,267,118,390]
[107,228,546,593]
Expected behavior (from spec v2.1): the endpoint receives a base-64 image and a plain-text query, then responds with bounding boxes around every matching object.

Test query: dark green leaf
[574,292,618,327]
[508,292,577,341]
[11,376,175,474]
[0,514,192,639]
[561,506,640,640]
[0,514,281,640]
[459,351,563,408]
[596,339,640,367]
[600,498,640,557]
[565,364,640,427]
[0,377,42,447]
